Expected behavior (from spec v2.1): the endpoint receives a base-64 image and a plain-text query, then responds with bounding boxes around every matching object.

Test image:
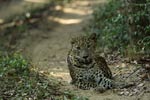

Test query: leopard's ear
[89,33,97,41]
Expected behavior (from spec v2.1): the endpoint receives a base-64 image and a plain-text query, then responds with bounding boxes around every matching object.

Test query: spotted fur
[67,33,115,90]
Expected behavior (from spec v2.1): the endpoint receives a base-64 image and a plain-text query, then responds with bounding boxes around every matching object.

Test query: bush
[89,0,150,56]
[0,52,30,77]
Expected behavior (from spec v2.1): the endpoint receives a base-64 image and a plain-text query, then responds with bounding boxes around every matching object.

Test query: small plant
[0,52,30,77]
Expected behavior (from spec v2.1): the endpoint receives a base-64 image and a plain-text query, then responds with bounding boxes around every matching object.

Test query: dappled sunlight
[48,16,82,25]
[50,71,71,82]
[75,1,90,6]
[0,19,4,24]
[48,66,71,82]
[50,5,90,25]
[55,5,92,15]
[24,0,50,3]
[63,7,92,15]
[33,62,71,82]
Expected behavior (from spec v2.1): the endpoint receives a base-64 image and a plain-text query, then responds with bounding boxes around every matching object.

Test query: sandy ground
[0,0,149,100]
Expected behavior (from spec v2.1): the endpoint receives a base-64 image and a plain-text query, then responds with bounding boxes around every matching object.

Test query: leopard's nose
[81,50,89,59]
[83,55,88,59]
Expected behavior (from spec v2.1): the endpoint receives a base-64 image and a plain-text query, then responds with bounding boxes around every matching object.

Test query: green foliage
[90,0,150,55]
[0,52,88,100]
[0,52,29,77]
[91,0,128,52]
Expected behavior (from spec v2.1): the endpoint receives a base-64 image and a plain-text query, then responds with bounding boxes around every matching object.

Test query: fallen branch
[126,67,141,79]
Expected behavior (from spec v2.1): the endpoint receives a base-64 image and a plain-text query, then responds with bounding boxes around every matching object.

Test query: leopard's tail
[96,76,134,89]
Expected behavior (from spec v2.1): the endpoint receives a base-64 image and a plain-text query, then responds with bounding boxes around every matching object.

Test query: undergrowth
[88,0,150,57]
[0,52,88,100]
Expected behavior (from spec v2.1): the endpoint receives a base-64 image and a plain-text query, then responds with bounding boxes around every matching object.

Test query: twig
[126,67,141,78]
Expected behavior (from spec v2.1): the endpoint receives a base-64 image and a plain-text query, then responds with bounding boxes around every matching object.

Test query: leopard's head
[69,33,97,65]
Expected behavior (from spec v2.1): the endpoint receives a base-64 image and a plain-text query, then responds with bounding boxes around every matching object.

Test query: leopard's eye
[87,44,91,48]
[76,46,80,50]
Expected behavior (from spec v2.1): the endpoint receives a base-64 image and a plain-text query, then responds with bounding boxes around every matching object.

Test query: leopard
[67,33,130,91]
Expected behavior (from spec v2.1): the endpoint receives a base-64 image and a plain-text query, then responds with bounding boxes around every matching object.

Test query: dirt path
[1,0,149,100]
[20,0,100,82]
[18,0,105,82]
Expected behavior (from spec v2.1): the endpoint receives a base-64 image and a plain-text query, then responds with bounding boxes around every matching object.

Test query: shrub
[0,52,30,77]
[89,0,150,56]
